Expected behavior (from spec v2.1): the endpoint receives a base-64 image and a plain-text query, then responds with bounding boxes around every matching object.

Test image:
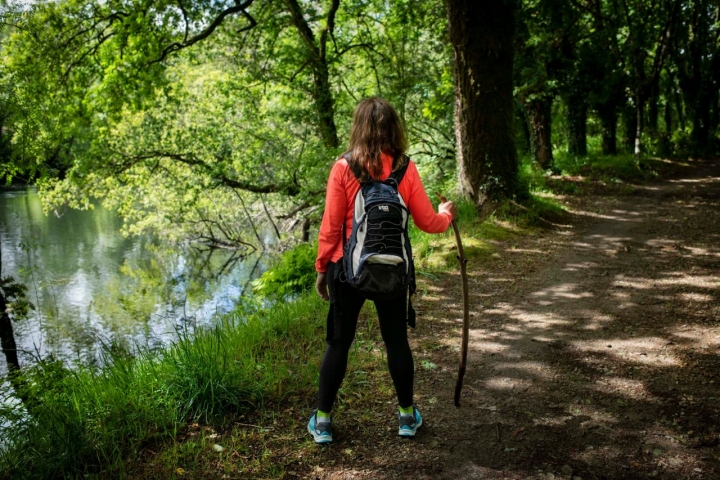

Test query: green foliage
[251,242,317,299]
[0,0,455,249]
[553,152,655,182]
[0,293,327,478]
[0,275,33,319]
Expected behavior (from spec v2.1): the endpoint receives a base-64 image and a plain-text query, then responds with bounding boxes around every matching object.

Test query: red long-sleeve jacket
[315,153,452,273]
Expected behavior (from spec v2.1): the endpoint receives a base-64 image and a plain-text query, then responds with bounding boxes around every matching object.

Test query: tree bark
[516,100,531,155]
[566,93,587,156]
[445,0,518,210]
[283,0,339,149]
[598,103,618,155]
[634,94,644,157]
[621,105,637,153]
[664,97,673,136]
[0,296,20,375]
[526,98,554,169]
[0,241,29,406]
[647,77,660,132]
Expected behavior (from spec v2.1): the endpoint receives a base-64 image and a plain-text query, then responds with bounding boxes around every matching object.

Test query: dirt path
[303,159,720,480]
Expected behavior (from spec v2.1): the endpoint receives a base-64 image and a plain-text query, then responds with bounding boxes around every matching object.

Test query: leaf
[421,360,438,370]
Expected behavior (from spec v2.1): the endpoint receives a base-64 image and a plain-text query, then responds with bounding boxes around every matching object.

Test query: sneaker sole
[398,416,423,437]
[308,424,332,444]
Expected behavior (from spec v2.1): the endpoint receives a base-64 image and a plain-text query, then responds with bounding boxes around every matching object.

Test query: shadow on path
[419,160,720,480]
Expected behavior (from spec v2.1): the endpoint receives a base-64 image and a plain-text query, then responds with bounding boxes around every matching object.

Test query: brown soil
[152,158,719,480]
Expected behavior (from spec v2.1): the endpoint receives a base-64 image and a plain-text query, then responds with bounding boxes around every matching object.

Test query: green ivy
[251,242,317,299]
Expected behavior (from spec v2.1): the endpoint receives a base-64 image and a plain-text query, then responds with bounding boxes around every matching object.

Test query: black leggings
[318,262,414,412]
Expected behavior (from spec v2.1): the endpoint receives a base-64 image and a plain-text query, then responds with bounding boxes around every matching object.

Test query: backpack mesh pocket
[356,262,406,298]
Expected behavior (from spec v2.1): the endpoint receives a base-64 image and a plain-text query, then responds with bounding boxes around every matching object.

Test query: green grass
[0,294,328,479]
[553,152,657,183]
[410,186,565,272]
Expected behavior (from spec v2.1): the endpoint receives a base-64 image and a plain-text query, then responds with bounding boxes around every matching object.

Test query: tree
[2,0,458,248]
[0,235,32,402]
[445,0,519,210]
[672,0,720,155]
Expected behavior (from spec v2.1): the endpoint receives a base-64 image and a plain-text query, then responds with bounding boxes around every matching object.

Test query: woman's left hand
[315,273,329,301]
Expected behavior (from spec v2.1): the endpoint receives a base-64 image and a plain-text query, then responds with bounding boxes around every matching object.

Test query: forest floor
[134,157,720,479]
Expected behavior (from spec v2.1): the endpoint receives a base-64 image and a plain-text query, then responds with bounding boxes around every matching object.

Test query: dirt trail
[306,159,720,480]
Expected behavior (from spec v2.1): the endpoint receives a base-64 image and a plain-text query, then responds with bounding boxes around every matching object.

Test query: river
[0,188,267,375]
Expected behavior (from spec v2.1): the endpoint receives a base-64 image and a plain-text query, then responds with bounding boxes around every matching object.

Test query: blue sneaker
[307,410,332,444]
[398,406,422,437]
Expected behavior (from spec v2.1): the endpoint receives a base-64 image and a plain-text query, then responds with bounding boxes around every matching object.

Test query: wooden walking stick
[436,193,470,407]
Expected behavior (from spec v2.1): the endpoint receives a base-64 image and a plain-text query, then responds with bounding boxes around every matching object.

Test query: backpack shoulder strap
[342,152,364,183]
[387,155,411,186]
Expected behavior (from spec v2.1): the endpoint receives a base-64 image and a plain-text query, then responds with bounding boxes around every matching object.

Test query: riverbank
[3,154,710,479]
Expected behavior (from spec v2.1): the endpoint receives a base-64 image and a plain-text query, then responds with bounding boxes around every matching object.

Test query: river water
[0,188,267,374]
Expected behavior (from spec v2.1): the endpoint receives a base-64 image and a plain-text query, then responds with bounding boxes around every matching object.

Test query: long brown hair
[346,97,408,182]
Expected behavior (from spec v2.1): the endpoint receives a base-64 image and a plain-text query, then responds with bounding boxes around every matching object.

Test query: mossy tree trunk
[445,0,518,211]
[566,92,587,156]
[284,0,340,150]
[598,103,618,155]
[621,105,637,154]
[526,97,554,169]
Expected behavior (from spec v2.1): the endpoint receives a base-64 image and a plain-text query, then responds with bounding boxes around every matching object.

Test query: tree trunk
[634,94,644,157]
[312,61,339,149]
[674,84,686,130]
[598,104,618,156]
[284,0,339,150]
[690,104,711,155]
[516,100,531,155]
[526,98,554,169]
[0,296,20,375]
[445,0,518,210]
[566,93,587,156]
[622,105,637,153]
[647,78,660,132]
[664,98,673,136]
[0,242,29,406]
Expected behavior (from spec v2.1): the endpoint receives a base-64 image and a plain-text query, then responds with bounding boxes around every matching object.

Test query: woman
[309,97,457,444]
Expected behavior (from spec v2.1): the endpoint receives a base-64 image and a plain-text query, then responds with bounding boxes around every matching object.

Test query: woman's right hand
[315,273,329,301]
[439,201,458,221]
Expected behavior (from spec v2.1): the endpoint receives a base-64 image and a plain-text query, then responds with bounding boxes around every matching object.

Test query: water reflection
[0,188,266,373]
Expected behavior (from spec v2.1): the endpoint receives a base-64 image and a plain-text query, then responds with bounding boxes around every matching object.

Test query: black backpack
[342,155,417,326]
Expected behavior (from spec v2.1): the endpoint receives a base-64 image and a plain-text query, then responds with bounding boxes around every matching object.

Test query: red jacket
[316,153,452,273]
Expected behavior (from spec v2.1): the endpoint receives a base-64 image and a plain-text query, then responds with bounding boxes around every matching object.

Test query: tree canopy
[1,0,718,248]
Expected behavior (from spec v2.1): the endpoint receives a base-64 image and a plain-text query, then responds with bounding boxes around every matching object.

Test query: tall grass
[0,294,327,478]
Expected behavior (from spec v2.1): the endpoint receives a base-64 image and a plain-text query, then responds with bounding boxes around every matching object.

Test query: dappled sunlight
[529,283,594,300]
[507,248,547,255]
[562,261,599,271]
[569,209,648,222]
[483,377,535,390]
[464,336,509,354]
[484,303,571,328]
[669,177,720,184]
[669,327,720,346]
[492,361,554,379]
[678,292,715,302]
[592,377,661,403]
[422,156,720,479]
[574,338,681,367]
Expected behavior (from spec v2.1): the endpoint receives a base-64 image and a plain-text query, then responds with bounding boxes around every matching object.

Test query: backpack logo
[378,205,389,212]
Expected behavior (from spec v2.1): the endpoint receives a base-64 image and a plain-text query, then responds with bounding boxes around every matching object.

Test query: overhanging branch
[147,0,256,66]
[120,151,302,196]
